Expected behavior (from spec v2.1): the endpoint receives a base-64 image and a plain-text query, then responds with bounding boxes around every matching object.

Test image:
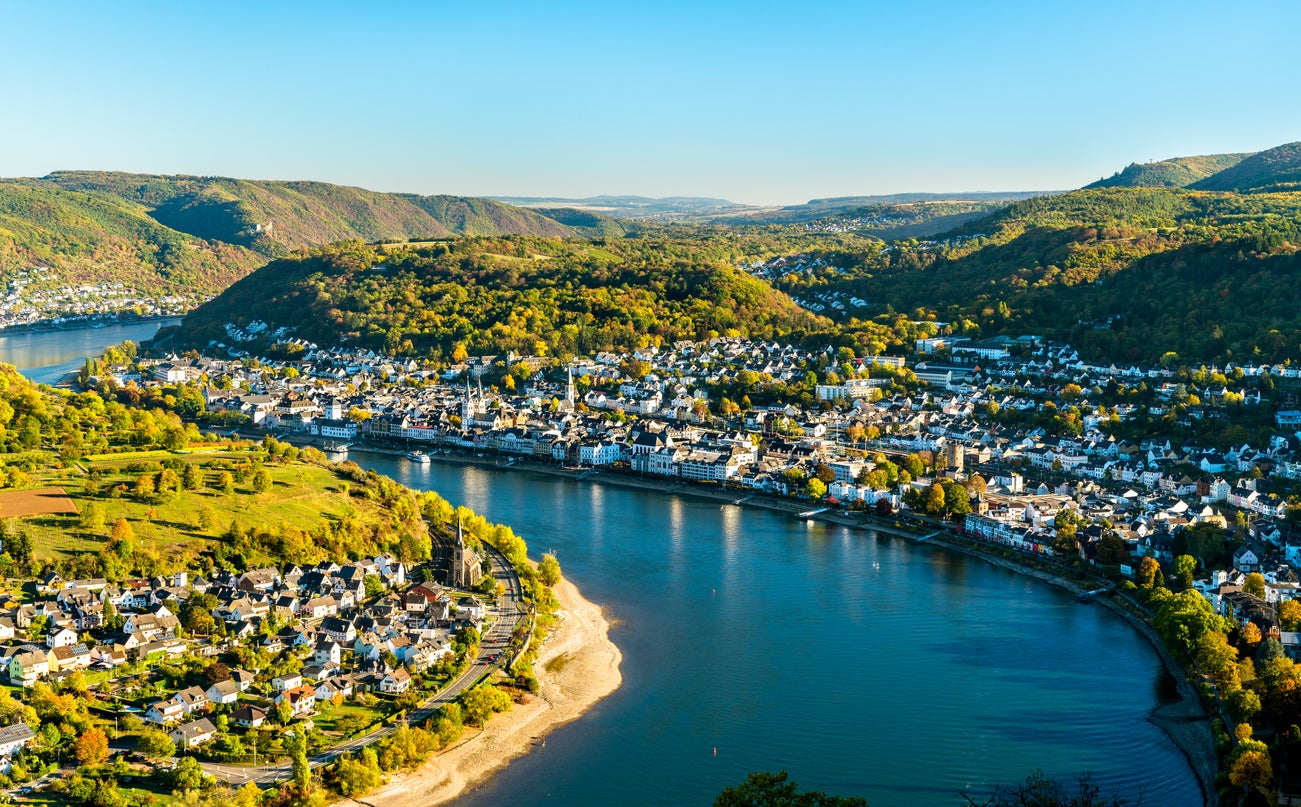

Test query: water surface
[0,318,177,384]
[351,451,1200,807]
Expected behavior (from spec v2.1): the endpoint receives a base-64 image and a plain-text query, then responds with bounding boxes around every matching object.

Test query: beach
[333,575,623,807]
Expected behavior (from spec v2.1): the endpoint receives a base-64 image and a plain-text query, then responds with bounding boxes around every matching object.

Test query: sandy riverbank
[333,576,622,807]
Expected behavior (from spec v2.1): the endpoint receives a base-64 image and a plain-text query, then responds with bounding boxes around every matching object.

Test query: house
[321,616,357,643]
[176,686,209,714]
[206,679,240,706]
[231,705,268,728]
[230,669,256,692]
[0,723,35,757]
[272,673,303,693]
[1235,546,1262,573]
[314,639,343,667]
[8,649,50,687]
[46,626,79,649]
[144,698,186,725]
[314,678,354,702]
[170,718,218,748]
[379,668,411,694]
[275,685,317,717]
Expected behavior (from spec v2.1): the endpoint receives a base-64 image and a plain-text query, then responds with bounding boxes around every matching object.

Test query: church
[449,516,484,589]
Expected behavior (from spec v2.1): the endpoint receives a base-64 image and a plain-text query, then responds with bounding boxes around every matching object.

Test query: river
[354,451,1202,807]
[0,318,179,385]
[4,324,1202,806]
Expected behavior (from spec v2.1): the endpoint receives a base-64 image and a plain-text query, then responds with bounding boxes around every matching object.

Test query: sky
[2,1,1299,206]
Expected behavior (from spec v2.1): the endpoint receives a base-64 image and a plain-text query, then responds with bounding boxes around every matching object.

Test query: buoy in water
[713,747,717,757]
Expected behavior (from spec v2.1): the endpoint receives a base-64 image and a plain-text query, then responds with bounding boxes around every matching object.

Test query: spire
[566,365,575,407]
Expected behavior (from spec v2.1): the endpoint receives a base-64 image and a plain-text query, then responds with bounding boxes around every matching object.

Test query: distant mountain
[33,171,616,254]
[0,172,629,308]
[492,194,747,220]
[1086,153,1251,189]
[797,191,1051,209]
[1189,142,1301,193]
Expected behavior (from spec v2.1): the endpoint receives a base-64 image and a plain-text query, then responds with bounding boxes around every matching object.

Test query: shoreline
[332,575,623,807]
[338,445,1220,805]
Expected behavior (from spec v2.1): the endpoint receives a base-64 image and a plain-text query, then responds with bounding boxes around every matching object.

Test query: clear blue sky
[2,1,1298,205]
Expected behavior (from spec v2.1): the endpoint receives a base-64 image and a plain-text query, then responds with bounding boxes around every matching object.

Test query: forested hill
[776,186,1301,364]
[30,171,625,254]
[1086,153,1250,189]
[1189,142,1301,193]
[0,181,264,296]
[162,237,832,359]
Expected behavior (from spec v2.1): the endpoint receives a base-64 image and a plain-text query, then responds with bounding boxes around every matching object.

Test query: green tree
[1244,572,1266,599]
[538,553,561,588]
[363,574,384,599]
[252,467,272,493]
[136,726,177,759]
[461,684,512,727]
[182,462,201,490]
[714,771,867,807]
[79,501,106,533]
[171,755,207,792]
[805,478,827,500]
[1173,554,1196,590]
[945,483,970,517]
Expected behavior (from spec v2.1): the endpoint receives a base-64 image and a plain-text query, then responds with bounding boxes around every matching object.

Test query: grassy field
[16,449,374,567]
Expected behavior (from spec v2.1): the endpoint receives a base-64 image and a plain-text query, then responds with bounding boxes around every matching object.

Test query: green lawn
[20,455,366,565]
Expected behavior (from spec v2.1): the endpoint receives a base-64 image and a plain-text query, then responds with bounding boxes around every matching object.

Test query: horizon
[2,2,1299,205]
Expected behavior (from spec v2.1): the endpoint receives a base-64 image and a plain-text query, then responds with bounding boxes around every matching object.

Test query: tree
[945,484,971,517]
[461,684,512,727]
[334,747,383,796]
[1229,750,1272,789]
[74,726,109,765]
[1173,554,1196,590]
[172,755,207,792]
[182,462,201,490]
[714,771,867,807]
[805,478,827,500]
[1244,572,1266,599]
[132,473,155,501]
[136,726,177,759]
[252,468,272,493]
[538,553,561,587]
[1282,599,1301,632]
[217,471,235,494]
[813,463,836,485]
[1136,557,1161,589]
[288,728,310,791]
[275,698,294,726]
[363,574,384,599]
[79,501,106,533]
[925,483,946,516]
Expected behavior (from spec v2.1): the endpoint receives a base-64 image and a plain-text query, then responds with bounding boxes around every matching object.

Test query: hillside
[33,171,613,253]
[0,181,263,296]
[1190,142,1301,193]
[1086,153,1250,189]
[778,186,1301,363]
[161,236,832,359]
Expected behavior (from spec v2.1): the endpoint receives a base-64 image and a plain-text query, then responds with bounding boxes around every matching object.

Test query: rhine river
[2,323,1202,806]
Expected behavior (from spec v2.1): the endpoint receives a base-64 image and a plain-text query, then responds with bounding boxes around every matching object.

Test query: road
[202,541,527,786]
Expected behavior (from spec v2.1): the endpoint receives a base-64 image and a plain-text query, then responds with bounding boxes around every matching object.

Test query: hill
[776,186,1301,364]
[1086,153,1250,189]
[160,236,832,360]
[33,171,616,253]
[1190,142,1301,193]
[0,181,263,297]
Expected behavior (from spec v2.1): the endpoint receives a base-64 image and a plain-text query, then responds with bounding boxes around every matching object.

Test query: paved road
[202,544,526,786]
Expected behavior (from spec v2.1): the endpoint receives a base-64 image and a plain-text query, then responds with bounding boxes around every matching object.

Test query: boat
[406,450,431,464]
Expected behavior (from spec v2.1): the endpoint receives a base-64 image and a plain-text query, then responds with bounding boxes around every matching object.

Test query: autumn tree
[74,726,109,765]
